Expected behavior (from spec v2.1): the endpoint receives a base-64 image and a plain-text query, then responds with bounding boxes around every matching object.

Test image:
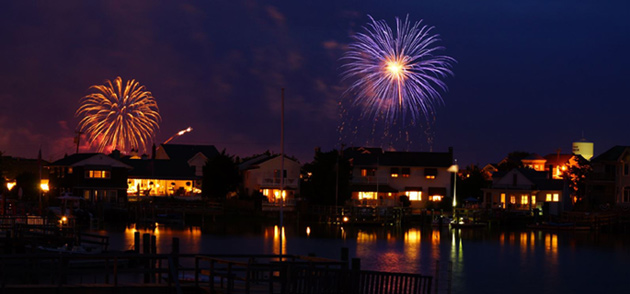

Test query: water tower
[572,138,594,161]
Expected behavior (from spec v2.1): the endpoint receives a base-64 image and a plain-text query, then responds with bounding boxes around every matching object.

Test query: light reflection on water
[94,223,630,294]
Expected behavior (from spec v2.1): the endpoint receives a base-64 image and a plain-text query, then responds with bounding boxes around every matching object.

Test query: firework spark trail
[76,77,161,153]
[341,15,455,126]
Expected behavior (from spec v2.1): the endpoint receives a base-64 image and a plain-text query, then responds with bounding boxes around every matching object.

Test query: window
[546,193,560,202]
[405,191,422,201]
[510,196,516,204]
[401,168,411,178]
[85,170,111,179]
[521,195,529,205]
[358,191,377,200]
[501,193,506,207]
[425,168,437,179]
[274,169,287,178]
[428,195,443,201]
[390,168,399,178]
[361,168,376,177]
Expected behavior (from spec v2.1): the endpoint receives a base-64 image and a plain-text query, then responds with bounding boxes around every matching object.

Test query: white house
[239,154,301,206]
[344,147,454,208]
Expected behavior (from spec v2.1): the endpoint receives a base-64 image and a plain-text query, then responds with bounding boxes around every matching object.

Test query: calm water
[92,223,630,294]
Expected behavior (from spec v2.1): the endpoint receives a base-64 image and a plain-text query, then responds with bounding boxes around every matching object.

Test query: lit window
[405,191,422,201]
[390,168,399,178]
[361,169,375,177]
[531,195,536,204]
[553,193,559,202]
[510,196,516,204]
[546,193,552,202]
[358,191,376,200]
[401,168,411,178]
[85,170,111,179]
[521,195,528,205]
[424,168,437,179]
[500,193,506,206]
[429,195,443,201]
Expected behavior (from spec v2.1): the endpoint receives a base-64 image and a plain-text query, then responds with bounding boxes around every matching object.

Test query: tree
[301,149,351,206]
[202,150,240,200]
[458,165,491,202]
[564,155,592,210]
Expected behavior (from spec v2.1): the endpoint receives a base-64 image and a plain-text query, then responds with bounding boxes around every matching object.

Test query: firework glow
[76,77,161,153]
[341,15,455,125]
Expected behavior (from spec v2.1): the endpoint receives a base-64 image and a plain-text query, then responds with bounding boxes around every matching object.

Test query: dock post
[351,258,361,271]
[341,247,349,269]
[171,237,180,284]
[143,233,151,283]
[134,231,140,253]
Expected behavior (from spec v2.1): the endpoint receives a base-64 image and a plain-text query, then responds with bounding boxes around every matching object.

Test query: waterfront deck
[0,250,433,294]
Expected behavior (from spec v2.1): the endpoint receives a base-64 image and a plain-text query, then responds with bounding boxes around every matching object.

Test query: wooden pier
[1,249,433,294]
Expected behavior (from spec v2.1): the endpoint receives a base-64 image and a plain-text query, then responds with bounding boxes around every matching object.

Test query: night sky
[1,0,629,166]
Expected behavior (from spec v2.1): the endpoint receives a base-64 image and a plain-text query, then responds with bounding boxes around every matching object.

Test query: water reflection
[97,222,630,293]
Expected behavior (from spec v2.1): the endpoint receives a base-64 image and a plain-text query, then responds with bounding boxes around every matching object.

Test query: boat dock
[1,245,434,294]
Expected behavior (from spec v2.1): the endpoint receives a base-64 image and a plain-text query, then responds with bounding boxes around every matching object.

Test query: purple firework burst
[341,15,455,125]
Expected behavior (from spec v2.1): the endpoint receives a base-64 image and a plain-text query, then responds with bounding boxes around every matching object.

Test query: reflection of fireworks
[340,15,454,149]
[76,77,161,153]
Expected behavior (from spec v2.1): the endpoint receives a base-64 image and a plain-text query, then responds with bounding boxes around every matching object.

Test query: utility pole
[75,131,83,154]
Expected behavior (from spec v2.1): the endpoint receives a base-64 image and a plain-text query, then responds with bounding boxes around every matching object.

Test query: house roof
[48,153,131,169]
[158,144,219,162]
[122,158,197,179]
[493,168,563,191]
[1,156,49,180]
[48,153,101,166]
[591,146,630,163]
[543,154,574,166]
[239,154,299,171]
[522,153,545,161]
[345,147,453,167]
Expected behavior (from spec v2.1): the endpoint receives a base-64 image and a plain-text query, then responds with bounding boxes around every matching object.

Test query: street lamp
[447,160,459,208]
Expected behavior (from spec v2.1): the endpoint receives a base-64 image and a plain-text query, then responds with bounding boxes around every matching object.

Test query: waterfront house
[344,147,454,208]
[482,168,566,215]
[47,153,131,203]
[239,154,301,208]
[120,156,199,200]
[587,145,630,207]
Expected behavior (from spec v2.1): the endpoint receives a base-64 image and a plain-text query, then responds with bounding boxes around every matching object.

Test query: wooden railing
[0,252,433,294]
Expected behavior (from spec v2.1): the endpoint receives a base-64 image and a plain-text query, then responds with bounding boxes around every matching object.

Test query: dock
[1,245,434,294]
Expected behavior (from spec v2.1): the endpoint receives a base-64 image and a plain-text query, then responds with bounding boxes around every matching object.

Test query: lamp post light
[447,160,459,208]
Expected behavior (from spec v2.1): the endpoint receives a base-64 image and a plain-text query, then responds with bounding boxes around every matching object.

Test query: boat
[450,217,487,229]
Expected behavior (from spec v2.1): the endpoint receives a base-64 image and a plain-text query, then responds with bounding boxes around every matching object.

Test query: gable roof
[122,159,197,179]
[591,146,630,163]
[239,154,300,171]
[492,168,563,191]
[48,153,131,169]
[158,144,219,162]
